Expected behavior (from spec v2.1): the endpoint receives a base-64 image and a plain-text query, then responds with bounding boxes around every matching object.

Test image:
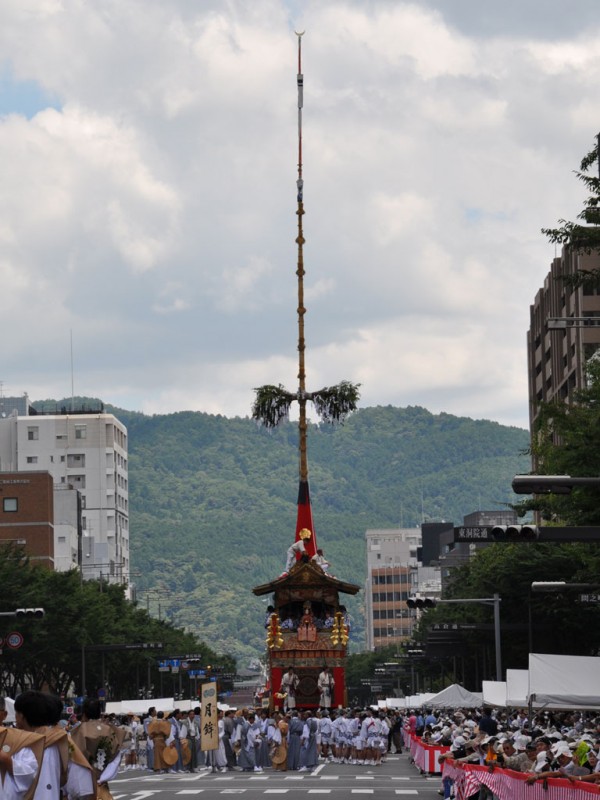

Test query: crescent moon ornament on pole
[251,34,361,556]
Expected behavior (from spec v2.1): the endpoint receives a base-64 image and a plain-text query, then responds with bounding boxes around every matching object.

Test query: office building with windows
[364,527,441,651]
[0,472,55,568]
[527,247,600,431]
[0,399,129,583]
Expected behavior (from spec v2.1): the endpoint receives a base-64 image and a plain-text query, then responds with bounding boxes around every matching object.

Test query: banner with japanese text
[200,682,219,750]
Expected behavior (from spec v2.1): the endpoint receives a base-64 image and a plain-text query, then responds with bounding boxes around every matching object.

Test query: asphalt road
[109,752,444,800]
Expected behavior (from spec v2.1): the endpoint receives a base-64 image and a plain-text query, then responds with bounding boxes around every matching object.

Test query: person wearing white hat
[526,744,585,784]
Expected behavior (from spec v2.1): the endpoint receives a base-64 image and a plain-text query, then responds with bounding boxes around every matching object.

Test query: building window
[3,498,17,512]
[75,425,87,439]
[27,426,39,441]
[26,456,38,464]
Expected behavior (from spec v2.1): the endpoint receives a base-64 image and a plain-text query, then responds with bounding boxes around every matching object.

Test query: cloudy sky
[1,0,599,430]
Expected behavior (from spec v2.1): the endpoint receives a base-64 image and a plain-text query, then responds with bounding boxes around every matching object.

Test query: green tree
[542,135,600,287]
[0,549,234,700]
[517,358,600,524]
[408,541,600,690]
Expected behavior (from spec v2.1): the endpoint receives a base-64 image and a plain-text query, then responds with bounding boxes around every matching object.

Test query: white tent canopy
[506,669,528,707]
[482,680,506,708]
[378,698,405,709]
[528,653,600,710]
[105,697,175,716]
[104,697,236,716]
[427,684,483,709]
[404,693,437,709]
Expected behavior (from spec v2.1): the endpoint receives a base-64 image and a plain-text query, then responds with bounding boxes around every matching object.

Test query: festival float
[251,34,361,711]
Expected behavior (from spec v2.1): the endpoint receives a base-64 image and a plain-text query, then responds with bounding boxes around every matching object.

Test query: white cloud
[0,0,598,431]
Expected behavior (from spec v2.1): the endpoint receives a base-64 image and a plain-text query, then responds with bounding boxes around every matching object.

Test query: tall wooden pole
[296,31,308,484]
[293,32,316,557]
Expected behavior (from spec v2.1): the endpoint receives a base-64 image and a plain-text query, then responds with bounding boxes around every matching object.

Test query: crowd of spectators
[406,706,600,797]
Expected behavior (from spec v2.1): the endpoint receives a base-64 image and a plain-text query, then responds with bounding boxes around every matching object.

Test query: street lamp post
[436,595,502,681]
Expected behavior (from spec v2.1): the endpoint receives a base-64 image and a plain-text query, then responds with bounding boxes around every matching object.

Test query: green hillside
[100,403,529,666]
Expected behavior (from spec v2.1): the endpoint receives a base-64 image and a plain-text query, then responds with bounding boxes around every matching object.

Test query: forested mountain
[114,404,529,665]
[36,400,530,666]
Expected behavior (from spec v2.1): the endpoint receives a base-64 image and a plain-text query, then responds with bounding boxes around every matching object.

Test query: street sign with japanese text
[454,526,600,543]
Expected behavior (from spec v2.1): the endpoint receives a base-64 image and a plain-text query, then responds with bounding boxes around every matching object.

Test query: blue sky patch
[0,63,60,119]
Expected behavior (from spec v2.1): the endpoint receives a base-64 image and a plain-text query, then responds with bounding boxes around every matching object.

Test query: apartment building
[0,398,129,583]
[0,472,54,568]
[364,527,442,651]
[528,247,600,431]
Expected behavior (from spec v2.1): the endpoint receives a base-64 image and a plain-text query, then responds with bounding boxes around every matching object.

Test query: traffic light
[407,597,436,609]
[490,525,539,541]
[15,608,45,619]
[511,475,600,494]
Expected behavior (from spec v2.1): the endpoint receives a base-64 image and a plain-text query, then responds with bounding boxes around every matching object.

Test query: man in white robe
[0,697,44,800]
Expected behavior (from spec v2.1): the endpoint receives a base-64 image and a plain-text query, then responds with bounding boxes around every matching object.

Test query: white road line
[284,776,305,780]
[307,792,332,795]
[355,776,374,780]
[318,776,339,780]
[391,777,410,780]
[264,791,289,794]
[394,791,418,795]
[176,791,205,795]
[311,764,326,777]
[351,791,374,795]
[220,791,246,795]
